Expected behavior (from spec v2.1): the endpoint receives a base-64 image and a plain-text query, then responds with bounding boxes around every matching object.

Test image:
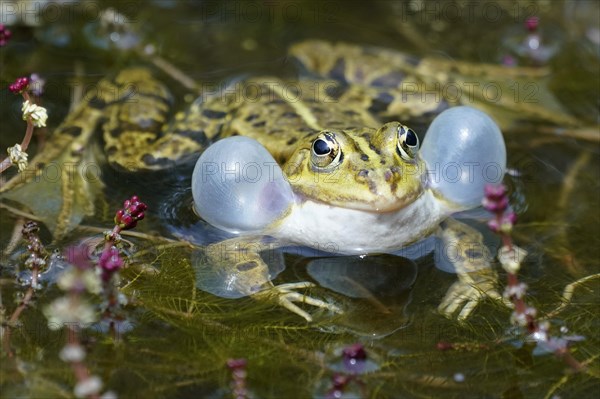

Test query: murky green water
[1,1,599,398]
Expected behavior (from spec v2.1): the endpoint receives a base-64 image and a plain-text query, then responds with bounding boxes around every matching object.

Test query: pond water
[1,1,599,398]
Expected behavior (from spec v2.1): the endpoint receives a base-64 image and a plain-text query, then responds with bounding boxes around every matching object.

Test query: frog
[3,39,572,320]
[187,75,507,322]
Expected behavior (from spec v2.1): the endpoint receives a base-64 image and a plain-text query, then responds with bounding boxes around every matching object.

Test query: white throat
[270,190,456,255]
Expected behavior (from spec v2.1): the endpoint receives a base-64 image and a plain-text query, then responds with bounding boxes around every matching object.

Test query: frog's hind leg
[101,68,218,172]
[435,218,506,321]
[192,236,341,322]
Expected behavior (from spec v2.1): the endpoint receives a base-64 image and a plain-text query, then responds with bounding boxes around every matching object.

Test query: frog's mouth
[290,184,426,214]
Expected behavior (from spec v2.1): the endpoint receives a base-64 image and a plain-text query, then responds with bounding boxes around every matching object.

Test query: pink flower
[114,195,147,230]
[9,76,30,94]
[99,247,123,281]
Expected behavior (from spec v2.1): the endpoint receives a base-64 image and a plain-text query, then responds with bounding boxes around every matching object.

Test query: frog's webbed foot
[435,218,507,321]
[193,237,341,321]
[255,282,343,322]
[193,236,282,299]
[437,267,503,321]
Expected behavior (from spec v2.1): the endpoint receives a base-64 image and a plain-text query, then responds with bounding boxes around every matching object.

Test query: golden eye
[311,132,342,170]
[396,125,419,160]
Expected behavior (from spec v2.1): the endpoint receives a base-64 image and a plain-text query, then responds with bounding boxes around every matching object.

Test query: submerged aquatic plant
[320,343,371,399]
[43,195,147,398]
[1,221,48,356]
[101,196,146,315]
[227,358,249,399]
[483,184,584,372]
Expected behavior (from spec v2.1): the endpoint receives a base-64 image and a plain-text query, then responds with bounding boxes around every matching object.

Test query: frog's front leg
[194,236,341,322]
[436,218,506,321]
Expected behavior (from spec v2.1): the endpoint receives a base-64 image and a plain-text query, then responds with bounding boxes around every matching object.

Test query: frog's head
[282,122,425,212]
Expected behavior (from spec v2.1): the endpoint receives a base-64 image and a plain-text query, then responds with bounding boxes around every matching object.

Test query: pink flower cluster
[8,77,30,94]
[99,247,124,282]
[483,184,517,234]
[114,195,147,230]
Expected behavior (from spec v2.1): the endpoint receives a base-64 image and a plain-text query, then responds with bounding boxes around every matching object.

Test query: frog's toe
[438,278,502,321]
[256,282,343,322]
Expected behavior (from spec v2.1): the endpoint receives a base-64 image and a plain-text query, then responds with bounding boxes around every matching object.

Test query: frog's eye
[397,125,419,160]
[311,133,342,170]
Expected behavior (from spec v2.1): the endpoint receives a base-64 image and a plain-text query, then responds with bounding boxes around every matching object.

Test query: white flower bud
[21,100,48,127]
[7,144,28,172]
[498,245,528,274]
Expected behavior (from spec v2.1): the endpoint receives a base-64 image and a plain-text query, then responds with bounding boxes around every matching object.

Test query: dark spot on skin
[367,178,378,195]
[311,107,324,113]
[358,169,369,177]
[266,99,285,105]
[253,121,267,128]
[384,170,392,181]
[343,110,359,116]
[175,128,208,145]
[236,262,258,272]
[329,58,347,83]
[106,146,118,156]
[299,127,317,133]
[286,137,298,145]
[245,114,259,122]
[390,166,402,176]
[61,126,82,137]
[108,128,121,138]
[403,54,420,66]
[465,249,483,259]
[87,97,106,109]
[368,142,381,155]
[282,112,298,118]
[36,162,45,169]
[380,159,386,165]
[141,154,171,166]
[367,92,394,114]
[390,181,397,192]
[371,71,405,88]
[202,109,227,119]
[360,154,369,162]
[325,83,348,100]
[329,121,343,126]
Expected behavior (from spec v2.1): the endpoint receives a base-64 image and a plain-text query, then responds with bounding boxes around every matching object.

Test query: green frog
[3,40,572,321]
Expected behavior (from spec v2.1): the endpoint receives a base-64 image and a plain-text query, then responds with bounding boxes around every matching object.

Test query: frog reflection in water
[3,40,540,321]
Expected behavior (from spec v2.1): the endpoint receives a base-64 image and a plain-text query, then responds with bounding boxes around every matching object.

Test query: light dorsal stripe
[265,78,323,131]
